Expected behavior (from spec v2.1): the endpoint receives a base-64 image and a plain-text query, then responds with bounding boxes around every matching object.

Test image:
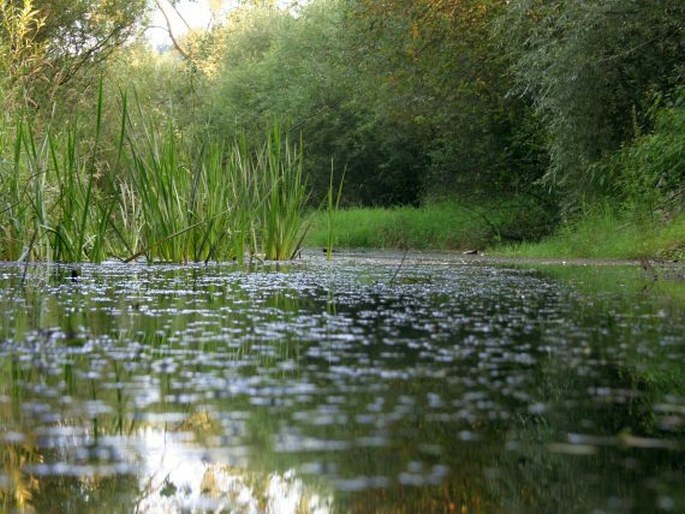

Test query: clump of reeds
[121,101,309,263]
[257,124,308,260]
[0,83,113,263]
[0,85,311,263]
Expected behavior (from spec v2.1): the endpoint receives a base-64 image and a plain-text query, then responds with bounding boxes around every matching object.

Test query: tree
[341,0,546,200]
[198,1,391,203]
[184,0,549,206]
[35,0,147,81]
[0,1,49,112]
[0,0,148,112]
[500,0,685,203]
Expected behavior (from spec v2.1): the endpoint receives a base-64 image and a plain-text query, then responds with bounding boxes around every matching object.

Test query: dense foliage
[501,0,685,205]
[192,0,547,205]
[0,0,147,115]
[0,0,683,261]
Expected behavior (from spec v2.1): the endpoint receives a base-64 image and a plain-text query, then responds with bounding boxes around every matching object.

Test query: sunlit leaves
[0,0,48,109]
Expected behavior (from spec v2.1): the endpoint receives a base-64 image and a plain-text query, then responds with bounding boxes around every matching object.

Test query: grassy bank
[305,198,554,251]
[495,209,685,261]
[305,202,684,261]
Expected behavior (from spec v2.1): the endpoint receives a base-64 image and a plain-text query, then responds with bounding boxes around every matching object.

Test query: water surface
[1,251,683,513]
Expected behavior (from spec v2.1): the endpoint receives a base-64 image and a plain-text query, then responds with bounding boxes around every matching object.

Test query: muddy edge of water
[2,248,681,272]
[309,249,684,280]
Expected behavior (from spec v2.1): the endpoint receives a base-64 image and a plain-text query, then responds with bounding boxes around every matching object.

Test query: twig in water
[389,249,409,285]
[21,229,38,286]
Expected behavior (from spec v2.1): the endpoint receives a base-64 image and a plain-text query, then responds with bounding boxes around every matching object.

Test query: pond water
[0,251,684,513]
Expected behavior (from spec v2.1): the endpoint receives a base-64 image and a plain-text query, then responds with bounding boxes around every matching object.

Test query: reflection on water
[0,252,684,513]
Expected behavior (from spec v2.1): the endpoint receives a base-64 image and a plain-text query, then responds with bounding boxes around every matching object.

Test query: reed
[0,120,37,261]
[257,125,308,260]
[0,85,311,263]
[325,162,345,261]
[123,113,193,262]
[0,81,119,263]
[222,134,261,262]
[195,138,241,262]
[47,84,114,262]
[120,103,309,262]
[120,92,237,262]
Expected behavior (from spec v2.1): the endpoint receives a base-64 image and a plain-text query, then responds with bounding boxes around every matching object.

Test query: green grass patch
[304,198,552,251]
[304,197,683,262]
[497,207,685,261]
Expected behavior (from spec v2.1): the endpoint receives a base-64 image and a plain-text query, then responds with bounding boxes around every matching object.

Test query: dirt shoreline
[309,248,679,266]
[305,248,685,282]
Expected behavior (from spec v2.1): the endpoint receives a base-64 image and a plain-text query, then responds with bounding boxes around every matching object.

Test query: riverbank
[304,202,685,261]
[496,209,685,262]
[305,199,551,252]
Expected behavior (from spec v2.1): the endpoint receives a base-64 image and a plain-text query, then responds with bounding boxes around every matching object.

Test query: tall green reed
[121,108,309,262]
[257,125,308,260]
[47,84,113,262]
[325,162,345,261]
[0,84,311,263]
[121,94,245,263]
[221,134,261,262]
[0,84,113,263]
[0,120,39,261]
[123,110,194,262]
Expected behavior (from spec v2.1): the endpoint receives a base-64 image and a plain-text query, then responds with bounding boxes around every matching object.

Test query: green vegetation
[498,90,685,260]
[305,201,685,260]
[0,89,112,262]
[498,210,685,261]
[306,197,554,251]
[0,92,310,263]
[324,164,345,260]
[257,127,309,260]
[0,0,682,261]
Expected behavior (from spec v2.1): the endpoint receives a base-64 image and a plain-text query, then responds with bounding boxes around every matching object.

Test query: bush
[615,90,685,220]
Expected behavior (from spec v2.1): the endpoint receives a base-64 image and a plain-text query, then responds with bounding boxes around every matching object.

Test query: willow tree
[0,0,148,113]
[500,0,685,203]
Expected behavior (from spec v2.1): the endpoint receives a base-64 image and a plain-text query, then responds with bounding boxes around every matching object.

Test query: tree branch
[153,0,191,61]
